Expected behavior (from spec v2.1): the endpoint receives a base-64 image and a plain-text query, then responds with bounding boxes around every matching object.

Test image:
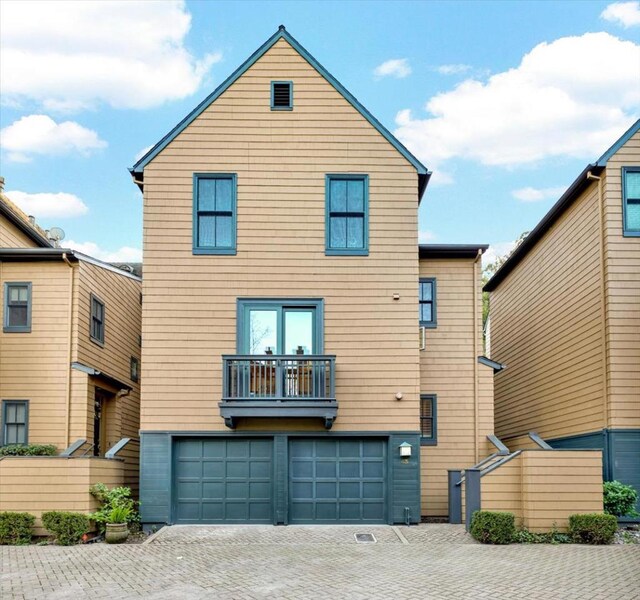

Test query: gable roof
[130,26,431,198]
[0,190,52,248]
[484,118,640,293]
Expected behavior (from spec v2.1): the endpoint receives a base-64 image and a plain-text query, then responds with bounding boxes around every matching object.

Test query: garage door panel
[174,438,274,524]
[288,438,387,524]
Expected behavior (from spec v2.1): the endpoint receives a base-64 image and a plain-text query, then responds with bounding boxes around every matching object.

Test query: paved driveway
[2,525,639,600]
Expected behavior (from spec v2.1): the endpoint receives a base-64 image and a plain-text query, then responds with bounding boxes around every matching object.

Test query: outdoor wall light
[395,392,403,401]
[399,442,412,459]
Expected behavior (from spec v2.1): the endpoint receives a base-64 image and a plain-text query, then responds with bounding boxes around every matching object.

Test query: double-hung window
[420,394,437,445]
[419,278,436,328]
[3,282,31,333]
[325,175,369,255]
[623,167,640,236]
[90,294,105,345]
[1,400,28,445]
[193,173,237,254]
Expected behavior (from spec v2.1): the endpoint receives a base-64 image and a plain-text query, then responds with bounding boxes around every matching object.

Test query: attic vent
[271,81,292,110]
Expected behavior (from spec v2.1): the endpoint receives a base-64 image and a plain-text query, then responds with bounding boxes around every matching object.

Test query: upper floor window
[1,400,28,445]
[271,81,293,110]
[419,278,437,328]
[90,294,105,345]
[420,394,437,445]
[130,356,139,383]
[193,173,237,255]
[623,167,640,236]
[3,282,31,333]
[325,175,369,255]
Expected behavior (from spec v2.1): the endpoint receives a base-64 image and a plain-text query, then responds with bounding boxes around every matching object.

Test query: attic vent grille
[271,82,292,110]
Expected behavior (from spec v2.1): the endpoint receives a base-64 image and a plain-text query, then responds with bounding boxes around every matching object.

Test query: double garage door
[173,437,387,524]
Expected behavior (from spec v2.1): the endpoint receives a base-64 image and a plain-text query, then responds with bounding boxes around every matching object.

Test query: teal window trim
[236,298,324,353]
[419,278,437,328]
[130,356,139,383]
[420,394,437,446]
[622,166,640,237]
[325,174,369,256]
[90,293,105,346]
[192,173,238,255]
[270,81,293,110]
[1,400,29,446]
[3,282,32,333]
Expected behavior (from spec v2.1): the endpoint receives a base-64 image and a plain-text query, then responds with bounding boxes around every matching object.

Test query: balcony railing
[220,355,338,429]
[222,355,336,401]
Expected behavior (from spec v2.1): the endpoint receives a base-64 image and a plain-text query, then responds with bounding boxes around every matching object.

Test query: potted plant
[104,506,131,544]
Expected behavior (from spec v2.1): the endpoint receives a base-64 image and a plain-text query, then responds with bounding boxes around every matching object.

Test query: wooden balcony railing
[222,355,336,401]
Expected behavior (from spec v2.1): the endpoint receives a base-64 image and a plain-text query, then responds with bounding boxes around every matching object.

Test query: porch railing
[222,355,336,401]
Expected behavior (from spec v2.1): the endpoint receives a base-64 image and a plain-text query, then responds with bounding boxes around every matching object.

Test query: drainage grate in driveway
[354,533,376,543]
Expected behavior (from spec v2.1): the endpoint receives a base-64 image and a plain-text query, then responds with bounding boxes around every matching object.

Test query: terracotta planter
[105,523,129,544]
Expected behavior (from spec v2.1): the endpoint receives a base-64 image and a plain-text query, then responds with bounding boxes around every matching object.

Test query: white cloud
[418,230,436,243]
[1,115,106,162]
[483,241,517,268]
[512,186,566,202]
[0,0,222,111]
[135,145,154,162]
[436,64,471,75]
[601,2,640,27]
[394,32,640,174]
[6,190,89,218]
[66,240,142,263]
[374,58,412,79]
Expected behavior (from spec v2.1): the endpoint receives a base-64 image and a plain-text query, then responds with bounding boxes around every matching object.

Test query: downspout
[62,253,76,447]
[587,171,610,431]
[473,249,482,462]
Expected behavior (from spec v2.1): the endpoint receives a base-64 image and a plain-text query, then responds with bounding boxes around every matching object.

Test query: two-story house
[485,120,640,514]
[130,27,502,527]
[0,185,142,530]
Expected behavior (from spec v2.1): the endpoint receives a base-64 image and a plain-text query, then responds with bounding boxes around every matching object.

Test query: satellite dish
[48,227,66,242]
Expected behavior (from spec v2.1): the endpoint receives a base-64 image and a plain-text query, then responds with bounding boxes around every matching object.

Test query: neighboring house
[0,188,142,531]
[485,120,640,513]
[130,26,502,528]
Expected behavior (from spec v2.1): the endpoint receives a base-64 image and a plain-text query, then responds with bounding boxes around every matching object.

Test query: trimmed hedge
[0,512,35,545]
[470,511,515,544]
[42,512,90,546]
[568,513,617,545]
[0,444,57,457]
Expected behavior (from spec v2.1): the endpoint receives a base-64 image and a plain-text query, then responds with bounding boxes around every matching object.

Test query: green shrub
[603,481,639,517]
[470,511,515,544]
[568,513,618,545]
[512,527,571,545]
[0,512,35,545]
[41,511,89,546]
[89,483,139,531]
[0,444,57,457]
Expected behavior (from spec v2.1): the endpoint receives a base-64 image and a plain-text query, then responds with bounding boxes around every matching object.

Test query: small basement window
[271,81,293,110]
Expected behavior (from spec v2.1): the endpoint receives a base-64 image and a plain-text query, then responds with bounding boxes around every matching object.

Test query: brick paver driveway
[2,525,639,599]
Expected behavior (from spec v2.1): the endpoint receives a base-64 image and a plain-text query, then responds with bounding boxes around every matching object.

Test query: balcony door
[242,302,320,355]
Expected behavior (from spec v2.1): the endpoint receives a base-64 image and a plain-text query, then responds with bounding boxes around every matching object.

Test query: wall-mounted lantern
[399,442,412,463]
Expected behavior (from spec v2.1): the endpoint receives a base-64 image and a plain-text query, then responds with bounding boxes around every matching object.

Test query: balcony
[220,355,337,429]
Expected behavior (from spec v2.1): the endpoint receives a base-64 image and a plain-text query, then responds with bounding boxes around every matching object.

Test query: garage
[173,438,273,523]
[288,438,387,523]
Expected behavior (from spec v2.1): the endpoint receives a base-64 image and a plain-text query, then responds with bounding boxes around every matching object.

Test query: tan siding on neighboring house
[0,261,71,448]
[491,182,606,441]
[0,218,39,248]
[419,257,493,516]
[603,130,640,429]
[141,38,420,432]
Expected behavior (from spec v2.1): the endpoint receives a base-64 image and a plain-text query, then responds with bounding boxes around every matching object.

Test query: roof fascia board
[419,244,489,259]
[130,27,428,180]
[595,118,640,167]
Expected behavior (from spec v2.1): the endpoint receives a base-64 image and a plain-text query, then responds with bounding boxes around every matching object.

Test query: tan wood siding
[480,458,523,526]
[603,130,640,429]
[419,257,494,516]
[0,456,125,534]
[0,261,71,448]
[0,216,39,248]
[491,183,606,441]
[141,38,420,432]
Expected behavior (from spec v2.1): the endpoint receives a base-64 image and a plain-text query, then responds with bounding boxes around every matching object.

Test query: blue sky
[1,0,639,263]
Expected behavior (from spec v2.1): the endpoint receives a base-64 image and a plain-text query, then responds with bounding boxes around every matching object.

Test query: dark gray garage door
[289,438,387,523]
[173,438,273,523]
